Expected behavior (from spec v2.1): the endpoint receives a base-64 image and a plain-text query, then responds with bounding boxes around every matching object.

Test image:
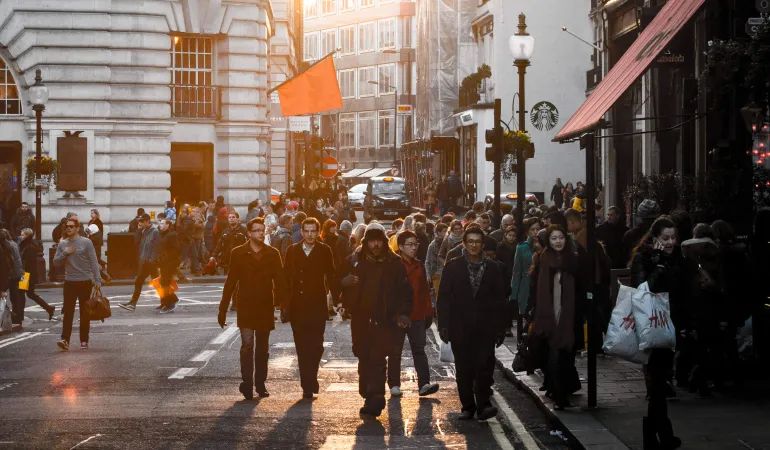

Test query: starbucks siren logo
[530,101,559,131]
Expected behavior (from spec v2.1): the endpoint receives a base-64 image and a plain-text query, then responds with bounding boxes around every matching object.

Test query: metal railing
[171,85,221,119]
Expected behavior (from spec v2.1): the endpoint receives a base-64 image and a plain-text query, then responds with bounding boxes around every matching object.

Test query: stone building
[0,0,274,254]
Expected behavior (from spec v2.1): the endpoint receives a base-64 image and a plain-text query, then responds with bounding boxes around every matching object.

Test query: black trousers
[131,261,158,303]
[452,337,496,413]
[645,349,674,423]
[291,319,326,394]
[351,318,392,412]
[25,280,52,312]
[9,283,23,325]
[158,264,179,308]
[61,280,93,343]
[240,328,270,391]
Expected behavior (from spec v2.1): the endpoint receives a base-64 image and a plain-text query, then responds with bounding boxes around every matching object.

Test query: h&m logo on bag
[621,314,636,331]
[648,310,670,329]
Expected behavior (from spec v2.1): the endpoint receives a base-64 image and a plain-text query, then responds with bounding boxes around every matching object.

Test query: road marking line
[0,332,43,349]
[0,382,18,392]
[0,332,31,345]
[492,389,540,450]
[168,367,197,379]
[190,350,217,362]
[69,434,101,449]
[210,325,239,345]
[487,418,515,450]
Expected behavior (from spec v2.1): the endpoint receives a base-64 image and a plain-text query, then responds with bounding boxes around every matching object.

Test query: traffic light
[485,129,498,162]
[304,136,324,177]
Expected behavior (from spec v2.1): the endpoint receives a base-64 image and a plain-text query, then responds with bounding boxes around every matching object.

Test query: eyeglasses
[465,239,483,246]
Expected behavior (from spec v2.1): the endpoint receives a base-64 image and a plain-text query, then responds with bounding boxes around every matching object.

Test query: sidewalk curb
[36,276,227,290]
[494,343,631,450]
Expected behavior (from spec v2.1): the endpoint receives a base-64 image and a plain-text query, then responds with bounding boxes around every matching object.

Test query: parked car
[363,176,411,223]
[484,192,539,212]
[347,183,367,209]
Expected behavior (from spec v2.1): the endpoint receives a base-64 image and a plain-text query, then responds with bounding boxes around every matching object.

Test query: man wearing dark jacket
[596,206,629,269]
[437,226,507,421]
[282,217,340,398]
[10,202,35,239]
[218,217,285,400]
[119,214,160,311]
[157,218,181,313]
[338,222,413,419]
[212,212,248,274]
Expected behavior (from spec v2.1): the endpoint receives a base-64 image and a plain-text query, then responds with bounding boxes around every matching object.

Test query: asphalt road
[0,283,576,450]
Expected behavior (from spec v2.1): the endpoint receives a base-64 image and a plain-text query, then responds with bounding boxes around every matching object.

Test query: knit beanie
[637,199,661,220]
[363,221,387,242]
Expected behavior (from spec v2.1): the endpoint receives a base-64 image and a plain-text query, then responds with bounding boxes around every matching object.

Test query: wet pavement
[0,283,577,449]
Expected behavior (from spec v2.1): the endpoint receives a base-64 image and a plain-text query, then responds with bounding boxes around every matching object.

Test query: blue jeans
[389,319,430,388]
[187,240,202,272]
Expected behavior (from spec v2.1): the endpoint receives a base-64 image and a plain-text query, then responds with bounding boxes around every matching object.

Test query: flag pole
[267,48,341,96]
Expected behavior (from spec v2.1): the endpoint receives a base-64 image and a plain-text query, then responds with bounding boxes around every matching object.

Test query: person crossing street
[119,214,159,312]
[156,218,181,313]
[218,217,285,400]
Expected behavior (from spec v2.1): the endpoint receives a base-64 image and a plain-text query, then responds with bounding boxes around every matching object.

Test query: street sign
[289,116,311,132]
[34,178,49,188]
[757,0,770,14]
[321,154,339,179]
[397,105,412,116]
[747,17,767,35]
[391,167,400,177]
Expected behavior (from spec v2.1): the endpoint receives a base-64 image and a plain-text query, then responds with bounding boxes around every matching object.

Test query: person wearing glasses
[437,224,507,421]
[53,217,102,351]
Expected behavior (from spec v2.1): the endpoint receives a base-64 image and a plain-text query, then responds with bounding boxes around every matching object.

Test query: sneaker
[56,340,69,351]
[303,392,315,399]
[47,306,56,321]
[418,382,439,397]
[80,342,88,349]
[390,386,402,397]
[154,305,163,311]
[477,405,498,421]
[257,390,270,398]
[239,382,254,400]
[119,302,136,312]
[458,410,476,420]
[160,303,176,314]
[359,406,382,420]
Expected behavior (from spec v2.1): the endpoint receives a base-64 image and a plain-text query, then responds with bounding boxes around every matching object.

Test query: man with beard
[282,218,340,399]
[338,222,412,419]
[437,226,507,421]
[218,217,285,399]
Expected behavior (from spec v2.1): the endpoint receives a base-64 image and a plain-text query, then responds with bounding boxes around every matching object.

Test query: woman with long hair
[497,225,518,336]
[563,182,574,210]
[510,218,542,321]
[19,229,54,320]
[629,217,684,449]
[529,225,580,410]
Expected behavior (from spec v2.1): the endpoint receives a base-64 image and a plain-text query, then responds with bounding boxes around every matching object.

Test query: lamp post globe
[508,13,535,61]
[30,69,49,279]
[29,70,49,107]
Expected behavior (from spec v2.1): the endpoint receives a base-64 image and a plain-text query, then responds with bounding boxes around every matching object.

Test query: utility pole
[493,99,503,230]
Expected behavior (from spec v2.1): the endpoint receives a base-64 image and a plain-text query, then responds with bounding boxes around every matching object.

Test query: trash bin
[107,232,138,280]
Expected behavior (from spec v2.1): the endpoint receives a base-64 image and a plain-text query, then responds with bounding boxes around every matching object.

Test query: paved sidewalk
[495,333,770,450]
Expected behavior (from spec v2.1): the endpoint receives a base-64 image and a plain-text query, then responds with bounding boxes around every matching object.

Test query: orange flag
[276,55,343,116]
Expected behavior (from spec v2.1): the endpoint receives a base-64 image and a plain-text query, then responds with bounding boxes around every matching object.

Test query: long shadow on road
[185,399,259,450]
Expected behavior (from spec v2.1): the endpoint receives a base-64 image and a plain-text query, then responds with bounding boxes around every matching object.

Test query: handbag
[87,286,111,322]
[632,281,676,351]
[439,341,455,363]
[0,295,12,331]
[18,272,30,291]
[603,283,650,364]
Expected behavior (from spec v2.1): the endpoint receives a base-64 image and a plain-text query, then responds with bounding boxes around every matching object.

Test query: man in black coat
[212,211,248,274]
[338,222,413,419]
[218,217,285,400]
[596,206,629,269]
[437,225,507,421]
[282,217,340,398]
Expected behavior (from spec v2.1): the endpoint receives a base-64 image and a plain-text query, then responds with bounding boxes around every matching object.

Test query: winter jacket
[0,242,13,292]
[496,240,517,286]
[681,238,723,336]
[283,241,340,323]
[596,220,629,269]
[424,185,436,206]
[339,247,412,326]
[204,216,216,253]
[7,240,23,280]
[402,256,432,321]
[270,227,293,261]
[571,192,586,213]
[448,175,464,199]
[510,239,535,315]
[623,218,655,264]
[88,218,104,248]
[437,181,449,201]
[19,238,40,284]
[437,254,507,342]
[10,209,35,238]
[128,216,141,233]
[157,229,181,268]
[164,206,177,222]
[335,232,354,270]
[416,231,430,263]
[213,225,248,267]
[137,225,161,264]
[425,236,444,277]
[245,208,262,223]
[220,242,285,331]
[189,209,205,240]
[550,184,564,207]
[438,233,463,267]
[291,223,303,244]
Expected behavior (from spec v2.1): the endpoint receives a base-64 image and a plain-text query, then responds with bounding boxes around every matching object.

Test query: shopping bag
[0,296,12,331]
[87,286,111,322]
[632,282,676,351]
[439,341,454,363]
[603,283,650,364]
[150,277,178,298]
[18,272,30,291]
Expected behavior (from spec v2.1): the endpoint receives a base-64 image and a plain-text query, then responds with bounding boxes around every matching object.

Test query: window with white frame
[378,18,396,50]
[358,66,377,97]
[379,110,395,147]
[0,59,20,115]
[340,0,355,12]
[358,111,376,148]
[358,22,376,53]
[304,32,319,61]
[401,17,412,48]
[321,29,337,57]
[339,26,356,55]
[378,64,396,95]
[322,0,336,15]
[340,113,356,149]
[338,69,356,99]
[171,35,216,118]
[305,0,318,18]
[359,0,374,8]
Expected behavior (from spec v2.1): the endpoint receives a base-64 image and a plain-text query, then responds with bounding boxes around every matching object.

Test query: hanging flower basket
[500,130,533,181]
[23,157,59,190]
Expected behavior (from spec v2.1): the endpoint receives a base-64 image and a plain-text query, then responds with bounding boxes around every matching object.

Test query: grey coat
[137,226,161,263]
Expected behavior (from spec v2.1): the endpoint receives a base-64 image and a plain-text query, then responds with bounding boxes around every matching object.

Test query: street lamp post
[28,69,49,275]
[509,14,534,341]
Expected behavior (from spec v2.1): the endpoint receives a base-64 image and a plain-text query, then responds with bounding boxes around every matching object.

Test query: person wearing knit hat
[338,219,413,420]
[623,199,661,263]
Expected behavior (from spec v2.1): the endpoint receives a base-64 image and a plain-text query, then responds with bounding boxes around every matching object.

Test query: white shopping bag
[439,341,454,363]
[603,283,649,364]
[632,282,676,351]
[0,296,12,332]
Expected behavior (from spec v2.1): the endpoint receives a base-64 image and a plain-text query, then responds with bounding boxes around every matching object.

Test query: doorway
[170,143,214,207]
[0,142,22,230]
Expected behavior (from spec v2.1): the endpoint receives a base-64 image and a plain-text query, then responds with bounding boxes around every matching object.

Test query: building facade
[0,0,275,254]
[302,0,416,173]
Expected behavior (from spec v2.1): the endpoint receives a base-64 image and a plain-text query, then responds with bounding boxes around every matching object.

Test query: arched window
[0,59,20,115]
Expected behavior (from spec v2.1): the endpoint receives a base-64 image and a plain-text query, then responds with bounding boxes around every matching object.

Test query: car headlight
[403,198,410,207]
[373,199,383,207]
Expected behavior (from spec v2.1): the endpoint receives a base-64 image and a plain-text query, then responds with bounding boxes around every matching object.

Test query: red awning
[554,0,705,142]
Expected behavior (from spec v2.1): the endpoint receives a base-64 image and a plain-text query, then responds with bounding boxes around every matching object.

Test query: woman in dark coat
[550,178,564,209]
[496,225,518,336]
[157,219,181,312]
[87,209,104,259]
[629,217,685,450]
[19,229,54,320]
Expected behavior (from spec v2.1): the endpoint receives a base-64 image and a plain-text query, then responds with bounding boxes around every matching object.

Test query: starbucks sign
[530,101,559,131]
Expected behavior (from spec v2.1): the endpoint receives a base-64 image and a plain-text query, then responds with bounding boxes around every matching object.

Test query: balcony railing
[171,85,221,119]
